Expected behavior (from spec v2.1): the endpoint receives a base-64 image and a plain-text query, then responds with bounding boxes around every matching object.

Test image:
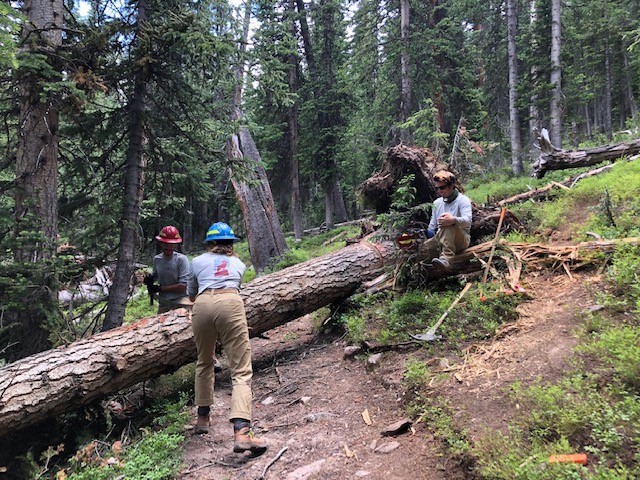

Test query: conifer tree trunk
[332,179,348,223]
[103,0,149,331]
[229,129,288,274]
[622,51,639,120]
[507,0,523,175]
[296,0,346,230]
[399,0,412,143]
[10,0,64,359]
[603,34,613,141]
[528,0,542,160]
[288,0,304,241]
[228,0,287,273]
[549,0,562,147]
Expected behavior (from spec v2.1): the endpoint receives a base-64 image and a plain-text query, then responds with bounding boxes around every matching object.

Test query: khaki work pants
[191,290,253,422]
[419,224,471,262]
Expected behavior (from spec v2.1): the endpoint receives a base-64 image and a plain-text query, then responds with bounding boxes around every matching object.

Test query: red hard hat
[156,225,182,244]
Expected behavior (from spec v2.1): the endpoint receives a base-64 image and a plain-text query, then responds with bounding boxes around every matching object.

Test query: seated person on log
[419,171,472,272]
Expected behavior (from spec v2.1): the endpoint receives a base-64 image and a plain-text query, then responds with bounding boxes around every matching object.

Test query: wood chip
[361,408,373,426]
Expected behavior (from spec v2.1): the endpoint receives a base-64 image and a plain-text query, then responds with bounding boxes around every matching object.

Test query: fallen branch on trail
[532,128,640,178]
[0,239,397,438]
[398,236,640,294]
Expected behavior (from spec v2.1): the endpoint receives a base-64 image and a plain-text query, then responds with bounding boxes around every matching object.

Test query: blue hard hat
[204,222,239,242]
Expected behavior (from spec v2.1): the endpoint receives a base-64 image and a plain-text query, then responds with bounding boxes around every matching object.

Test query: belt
[202,288,238,294]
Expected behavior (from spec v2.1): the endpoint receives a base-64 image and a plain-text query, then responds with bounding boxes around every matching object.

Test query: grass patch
[64,396,190,480]
[338,283,523,346]
[124,290,157,323]
[465,168,581,205]
[462,260,640,480]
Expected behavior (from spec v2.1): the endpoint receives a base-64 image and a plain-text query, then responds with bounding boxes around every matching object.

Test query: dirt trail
[180,270,600,479]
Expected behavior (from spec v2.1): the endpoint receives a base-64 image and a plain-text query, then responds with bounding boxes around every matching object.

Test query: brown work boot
[233,427,267,453]
[194,415,209,435]
[432,257,452,273]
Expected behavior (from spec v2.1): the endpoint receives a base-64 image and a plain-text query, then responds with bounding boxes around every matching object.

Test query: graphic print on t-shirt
[214,259,229,277]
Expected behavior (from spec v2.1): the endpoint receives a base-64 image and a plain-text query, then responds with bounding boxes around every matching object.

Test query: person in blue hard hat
[187,222,267,454]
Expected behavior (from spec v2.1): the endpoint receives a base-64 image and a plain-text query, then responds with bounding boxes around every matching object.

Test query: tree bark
[332,179,349,223]
[399,0,412,143]
[228,1,288,274]
[603,34,613,141]
[507,0,523,175]
[528,0,542,161]
[0,239,397,437]
[9,0,64,359]
[288,0,304,241]
[622,50,639,120]
[295,0,316,77]
[102,0,149,331]
[230,129,288,274]
[531,128,640,178]
[549,0,562,147]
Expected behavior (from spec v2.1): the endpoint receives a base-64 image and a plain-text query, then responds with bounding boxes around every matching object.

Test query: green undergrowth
[266,225,362,272]
[400,160,640,478]
[29,395,190,480]
[339,281,523,347]
[465,168,576,206]
[395,247,640,479]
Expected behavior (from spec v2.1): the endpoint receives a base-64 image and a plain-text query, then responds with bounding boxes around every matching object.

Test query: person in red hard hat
[144,225,193,314]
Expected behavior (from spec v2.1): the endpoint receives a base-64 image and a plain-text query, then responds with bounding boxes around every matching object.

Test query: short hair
[433,170,457,186]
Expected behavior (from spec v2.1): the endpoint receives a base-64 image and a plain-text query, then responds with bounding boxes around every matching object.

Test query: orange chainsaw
[395,228,428,250]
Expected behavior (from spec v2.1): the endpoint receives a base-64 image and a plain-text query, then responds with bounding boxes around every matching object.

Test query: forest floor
[179,263,600,480]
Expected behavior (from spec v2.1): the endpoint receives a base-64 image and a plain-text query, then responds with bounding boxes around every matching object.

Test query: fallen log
[3,236,638,437]
[531,128,640,178]
[0,239,397,438]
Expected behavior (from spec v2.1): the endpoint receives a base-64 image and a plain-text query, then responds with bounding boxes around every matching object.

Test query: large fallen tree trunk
[0,239,397,438]
[532,128,640,178]
[4,235,638,437]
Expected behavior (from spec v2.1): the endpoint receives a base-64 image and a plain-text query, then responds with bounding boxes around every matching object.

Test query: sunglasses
[436,185,449,191]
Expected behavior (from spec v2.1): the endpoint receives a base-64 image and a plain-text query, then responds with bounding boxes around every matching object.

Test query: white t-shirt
[188,252,246,297]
